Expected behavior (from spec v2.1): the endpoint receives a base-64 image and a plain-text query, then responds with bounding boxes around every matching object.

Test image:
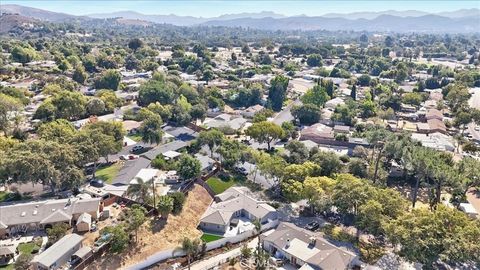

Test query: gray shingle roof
[200,187,276,226]
[0,198,100,227]
[263,222,358,270]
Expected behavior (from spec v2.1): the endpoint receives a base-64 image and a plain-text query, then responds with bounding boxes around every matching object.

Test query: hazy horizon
[2,0,479,17]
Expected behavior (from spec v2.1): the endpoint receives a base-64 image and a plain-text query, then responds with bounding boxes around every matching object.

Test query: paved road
[239,162,274,189]
[272,99,301,125]
[469,87,480,110]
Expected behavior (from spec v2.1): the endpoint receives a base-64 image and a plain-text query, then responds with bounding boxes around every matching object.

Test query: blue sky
[3,1,479,17]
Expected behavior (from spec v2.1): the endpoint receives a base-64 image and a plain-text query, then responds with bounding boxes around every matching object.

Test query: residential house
[325,97,345,110]
[425,109,443,121]
[204,114,247,132]
[411,132,455,152]
[261,222,360,270]
[241,104,265,118]
[0,198,101,237]
[122,120,142,135]
[199,187,277,235]
[300,124,335,145]
[32,234,84,270]
[427,119,447,134]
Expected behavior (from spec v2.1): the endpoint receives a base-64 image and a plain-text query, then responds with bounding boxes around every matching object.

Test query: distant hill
[87,10,286,26]
[202,14,480,33]
[1,4,478,33]
[0,4,85,22]
[0,13,37,34]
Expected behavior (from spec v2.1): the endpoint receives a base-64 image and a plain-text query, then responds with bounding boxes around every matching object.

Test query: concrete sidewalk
[190,238,258,270]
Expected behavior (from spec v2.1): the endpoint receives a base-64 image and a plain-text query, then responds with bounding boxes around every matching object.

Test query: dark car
[90,179,104,188]
[305,221,320,231]
[130,145,144,153]
[234,166,248,176]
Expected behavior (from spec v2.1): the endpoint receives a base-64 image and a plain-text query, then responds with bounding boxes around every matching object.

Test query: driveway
[469,87,480,110]
[239,162,274,189]
[272,99,301,125]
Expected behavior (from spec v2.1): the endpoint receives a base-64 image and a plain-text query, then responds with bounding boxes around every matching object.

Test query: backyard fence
[126,219,279,270]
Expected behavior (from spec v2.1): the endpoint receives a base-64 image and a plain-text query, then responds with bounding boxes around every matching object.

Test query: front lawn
[206,176,236,194]
[127,134,143,142]
[200,233,223,243]
[95,163,122,184]
[17,241,40,254]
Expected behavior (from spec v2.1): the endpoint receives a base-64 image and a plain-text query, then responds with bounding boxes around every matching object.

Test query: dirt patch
[87,184,213,269]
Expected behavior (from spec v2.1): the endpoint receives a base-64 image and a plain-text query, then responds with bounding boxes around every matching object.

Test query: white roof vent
[21,212,26,217]
[51,208,56,212]
[33,210,38,215]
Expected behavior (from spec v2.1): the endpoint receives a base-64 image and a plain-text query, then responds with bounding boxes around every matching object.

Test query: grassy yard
[0,264,14,270]
[17,241,40,254]
[206,176,236,194]
[0,192,11,202]
[127,134,143,142]
[200,233,223,243]
[95,162,122,184]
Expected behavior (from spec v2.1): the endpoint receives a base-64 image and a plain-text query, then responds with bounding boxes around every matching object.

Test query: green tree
[307,54,322,67]
[11,45,38,64]
[177,154,201,180]
[384,205,480,267]
[123,204,147,242]
[102,226,129,253]
[180,237,202,270]
[245,121,284,151]
[94,69,122,90]
[197,129,224,158]
[37,119,76,142]
[14,253,33,269]
[128,38,144,52]
[311,151,342,176]
[291,103,321,125]
[0,94,23,135]
[218,139,243,169]
[96,90,122,113]
[157,195,174,218]
[301,85,330,107]
[268,75,289,111]
[86,98,106,116]
[139,114,163,145]
[127,177,153,205]
[51,91,87,120]
[357,75,371,87]
[138,79,175,106]
[46,223,69,244]
[169,192,186,214]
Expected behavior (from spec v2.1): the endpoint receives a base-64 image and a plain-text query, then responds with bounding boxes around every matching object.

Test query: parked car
[130,145,144,153]
[120,154,139,160]
[89,179,104,188]
[234,166,248,176]
[305,221,320,231]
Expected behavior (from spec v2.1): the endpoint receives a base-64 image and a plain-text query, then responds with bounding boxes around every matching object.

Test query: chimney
[285,238,290,249]
[309,237,316,247]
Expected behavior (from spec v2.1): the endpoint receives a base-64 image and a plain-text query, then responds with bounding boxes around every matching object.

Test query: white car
[120,154,139,160]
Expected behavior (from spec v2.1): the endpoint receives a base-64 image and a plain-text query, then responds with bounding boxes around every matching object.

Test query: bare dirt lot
[87,184,212,269]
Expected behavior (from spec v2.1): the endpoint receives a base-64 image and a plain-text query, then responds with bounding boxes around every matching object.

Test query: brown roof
[426,109,443,121]
[427,119,447,133]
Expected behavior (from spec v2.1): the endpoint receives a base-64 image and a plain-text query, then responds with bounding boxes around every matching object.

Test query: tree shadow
[149,216,167,234]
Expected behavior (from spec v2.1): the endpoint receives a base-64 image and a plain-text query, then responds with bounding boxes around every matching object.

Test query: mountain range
[1,4,479,33]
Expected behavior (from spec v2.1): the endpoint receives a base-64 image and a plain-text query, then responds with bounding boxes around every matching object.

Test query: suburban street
[469,87,480,109]
[272,99,301,125]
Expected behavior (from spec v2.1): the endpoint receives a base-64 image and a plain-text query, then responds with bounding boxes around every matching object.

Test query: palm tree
[252,219,263,266]
[157,195,173,219]
[181,237,201,270]
[126,177,153,205]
